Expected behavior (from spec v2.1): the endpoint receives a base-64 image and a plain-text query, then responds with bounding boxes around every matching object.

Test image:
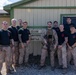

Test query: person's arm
[72,43,76,48]
[9,31,15,46]
[53,30,58,49]
[62,37,68,46]
[67,43,72,50]
[10,39,14,46]
[18,34,23,43]
[18,30,24,48]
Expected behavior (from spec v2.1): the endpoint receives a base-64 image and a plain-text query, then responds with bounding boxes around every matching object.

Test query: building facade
[4,0,76,55]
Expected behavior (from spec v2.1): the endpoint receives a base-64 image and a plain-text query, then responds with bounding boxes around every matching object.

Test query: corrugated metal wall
[14,9,76,26]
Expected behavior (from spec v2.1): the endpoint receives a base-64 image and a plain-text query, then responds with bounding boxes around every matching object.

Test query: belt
[2,45,10,47]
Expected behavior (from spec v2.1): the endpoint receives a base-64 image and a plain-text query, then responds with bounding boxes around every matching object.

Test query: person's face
[47,22,52,28]
[2,22,8,29]
[54,22,58,27]
[18,19,22,24]
[22,23,28,28]
[70,27,75,32]
[11,20,16,26]
[59,25,64,30]
[67,18,71,24]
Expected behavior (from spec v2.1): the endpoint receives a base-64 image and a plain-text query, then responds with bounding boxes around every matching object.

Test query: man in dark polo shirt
[64,18,75,65]
[67,25,76,72]
[52,21,60,60]
[0,21,14,74]
[57,25,68,74]
[18,21,30,66]
[17,19,23,30]
[64,17,75,36]
[8,18,19,67]
[53,21,60,36]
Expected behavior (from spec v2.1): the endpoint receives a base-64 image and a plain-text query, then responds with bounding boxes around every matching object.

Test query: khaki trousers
[57,45,67,68]
[2,46,12,70]
[40,44,55,67]
[19,43,29,65]
[11,42,19,66]
[67,47,76,69]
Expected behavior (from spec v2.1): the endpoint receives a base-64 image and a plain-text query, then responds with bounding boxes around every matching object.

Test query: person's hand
[0,49,2,53]
[26,40,30,45]
[58,45,62,49]
[69,46,72,50]
[12,46,15,52]
[21,43,24,48]
[54,45,57,49]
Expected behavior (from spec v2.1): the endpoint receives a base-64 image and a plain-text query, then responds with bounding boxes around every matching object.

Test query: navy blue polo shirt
[64,23,75,36]
[8,26,19,42]
[58,31,67,45]
[68,33,76,46]
[0,29,12,46]
[18,28,30,43]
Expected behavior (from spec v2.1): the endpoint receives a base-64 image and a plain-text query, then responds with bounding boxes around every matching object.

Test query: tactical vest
[45,28,55,44]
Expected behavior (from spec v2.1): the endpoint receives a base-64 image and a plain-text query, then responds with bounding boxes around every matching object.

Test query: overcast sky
[0,0,20,9]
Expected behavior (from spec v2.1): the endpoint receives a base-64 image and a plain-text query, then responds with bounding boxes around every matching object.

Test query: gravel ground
[1,62,76,75]
[1,64,76,75]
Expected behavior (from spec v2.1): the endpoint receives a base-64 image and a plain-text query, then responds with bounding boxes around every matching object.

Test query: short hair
[23,21,28,24]
[2,21,8,24]
[11,18,17,22]
[66,17,71,20]
[70,25,75,28]
[47,21,52,24]
[53,21,58,24]
[18,19,22,21]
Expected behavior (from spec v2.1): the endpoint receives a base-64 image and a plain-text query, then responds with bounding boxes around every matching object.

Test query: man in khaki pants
[57,25,68,74]
[0,21,14,74]
[18,21,30,66]
[8,18,19,67]
[67,25,76,73]
[39,21,58,71]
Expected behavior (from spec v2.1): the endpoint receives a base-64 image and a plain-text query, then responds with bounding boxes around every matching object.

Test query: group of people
[0,19,30,75]
[40,18,76,74]
[0,17,76,75]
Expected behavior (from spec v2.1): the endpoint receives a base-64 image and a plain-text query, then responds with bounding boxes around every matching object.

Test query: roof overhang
[3,0,36,11]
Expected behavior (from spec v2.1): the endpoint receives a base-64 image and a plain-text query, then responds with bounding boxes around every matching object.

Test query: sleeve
[9,32,13,39]
[17,26,20,30]
[18,29,22,35]
[28,30,30,35]
[8,27,12,32]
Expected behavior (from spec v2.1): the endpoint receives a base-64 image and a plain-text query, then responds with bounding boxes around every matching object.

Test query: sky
[0,0,20,9]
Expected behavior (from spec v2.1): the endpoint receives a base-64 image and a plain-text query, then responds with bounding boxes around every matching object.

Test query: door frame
[60,14,76,24]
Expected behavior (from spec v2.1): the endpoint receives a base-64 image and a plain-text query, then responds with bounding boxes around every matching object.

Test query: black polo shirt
[58,31,67,45]
[8,26,19,42]
[17,26,22,30]
[52,27,60,36]
[18,28,30,43]
[68,33,76,46]
[64,23,75,36]
[0,29,12,46]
